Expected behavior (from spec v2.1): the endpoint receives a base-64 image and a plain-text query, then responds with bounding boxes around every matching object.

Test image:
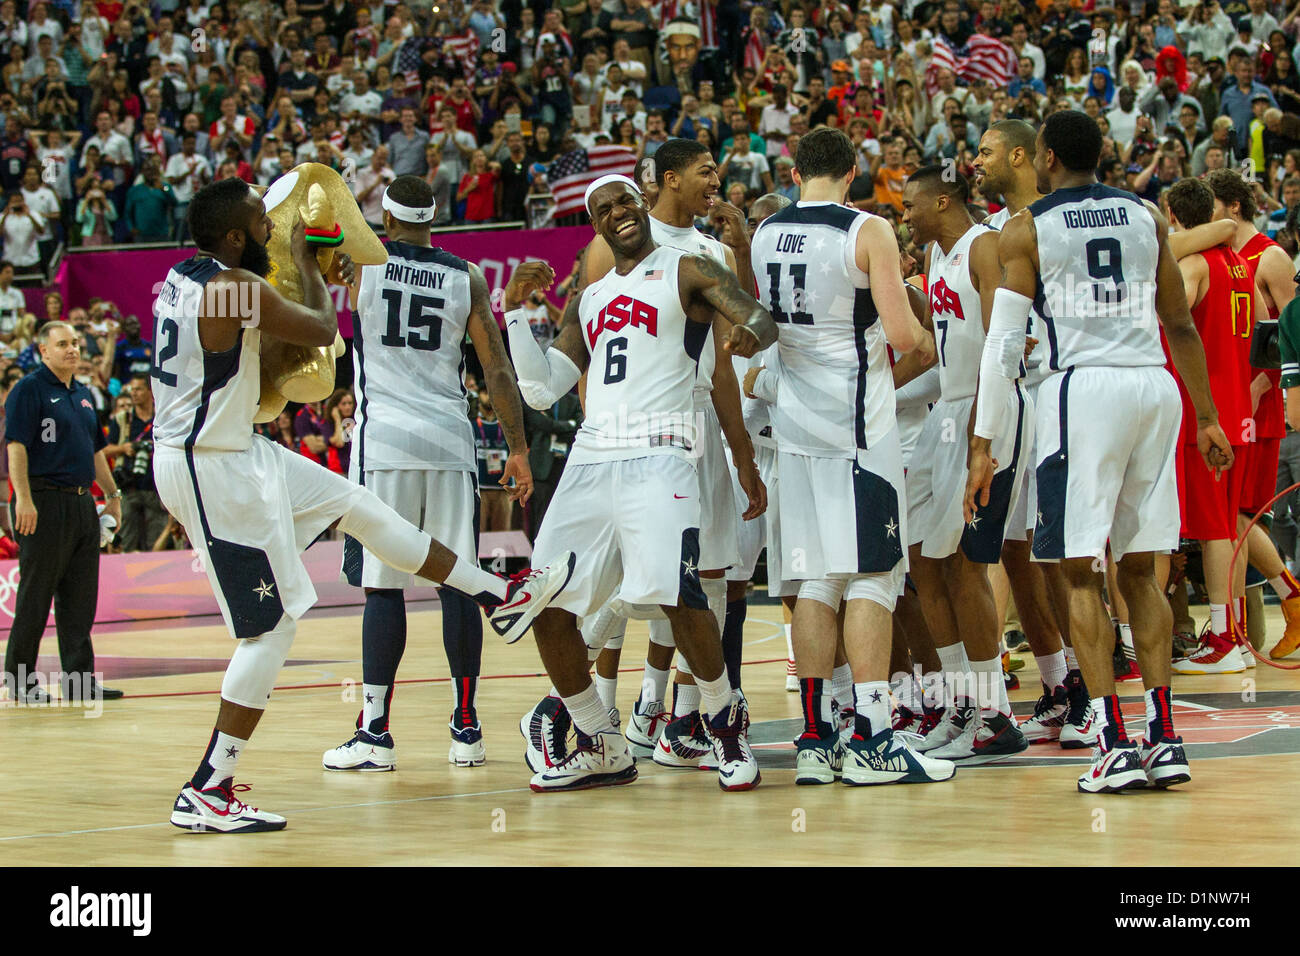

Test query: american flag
[546,145,638,219]
[924,35,1017,98]
[442,31,481,79]
[644,268,663,280]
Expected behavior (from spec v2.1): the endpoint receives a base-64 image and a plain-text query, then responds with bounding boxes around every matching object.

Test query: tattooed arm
[677,252,778,357]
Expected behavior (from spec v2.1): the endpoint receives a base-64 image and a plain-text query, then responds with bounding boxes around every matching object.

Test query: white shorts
[154,435,366,640]
[1005,380,1042,544]
[697,404,741,571]
[777,426,907,601]
[726,441,777,583]
[1032,365,1180,563]
[906,386,1033,563]
[341,468,478,590]
[531,453,709,619]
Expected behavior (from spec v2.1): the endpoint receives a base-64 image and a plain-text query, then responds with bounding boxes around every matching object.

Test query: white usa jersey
[751,201,894,458]
[573,245,704,464]
[1031,184,1163,370]
[151,256,262,453]
[927,222,995,402]
[648,215,728,406]
[986,205,1046,386]
[352,240,476,472]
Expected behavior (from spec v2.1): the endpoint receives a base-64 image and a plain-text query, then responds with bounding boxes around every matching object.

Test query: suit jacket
[524,393,582,481]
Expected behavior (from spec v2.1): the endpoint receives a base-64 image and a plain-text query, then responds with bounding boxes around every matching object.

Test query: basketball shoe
[487,552,577,644]
[891,703,924,736]
[1076,742,1148,793]
[833,698,856,748]
[795,733,842,784]
[653,711,714,768]
[1139,736,1191,788]
[626,693,671,748]
[841,718,956,785]
[1273,593,1300,659]
[170,781,287,833]
[1172,631,1245,674]
[928,709,1028,760]
[520,696,573,773]
[705,697,760,791]
[1059,671,1098,749]
[1004,629,1030,652]
[449,722,485,767]
[529,730,637,792]
[914,703,974,753]
[323,729,397,772]
[1236,635,1256,669]
[1019,684,1069,744]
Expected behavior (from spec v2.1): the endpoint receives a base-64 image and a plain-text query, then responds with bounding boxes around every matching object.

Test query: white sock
[854,681,891,736]
[1270,573,1299,600]
[1209,603,1228,635]
[784,622,794,660]
[1064,645,1078,672]
[969,655,1004,717]
[830,663,853,709]
[641,664,669,707]
[196,730,248,790]
[696,671,732,721]
[562,683,615,737]
[362,683,390,732]
[672,682,700,717]
[1118,623,1135,661]
[936,642,972,705]
[1091,697,1112,749]
[445,556,506,602]
[1036,651,1068,691]
[701,575,727,636]
[594,674,618,711]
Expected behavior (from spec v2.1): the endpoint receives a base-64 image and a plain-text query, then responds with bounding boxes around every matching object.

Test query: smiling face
[666,151,720,215]
[589,182,649,256]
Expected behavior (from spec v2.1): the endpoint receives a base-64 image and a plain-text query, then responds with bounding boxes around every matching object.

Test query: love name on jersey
[773,232,807,254]
[384,261,447,289]
[585,294,658,348]
[1062,206,1130,229]
[929,277,965,320]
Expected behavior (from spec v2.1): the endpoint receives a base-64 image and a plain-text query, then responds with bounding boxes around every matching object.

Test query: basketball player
[967,111,1232,793]
[321,176,531,772]
[748,128,954,786]
[972,119,1095,748]
[503,174,777,792]
[155,178,574,832]
[1165,178,1265,675]
[898,165,1033,761]
[1204,169,1300,662]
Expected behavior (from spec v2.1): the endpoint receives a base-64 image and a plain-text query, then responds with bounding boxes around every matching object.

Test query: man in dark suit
[523,392,581,542]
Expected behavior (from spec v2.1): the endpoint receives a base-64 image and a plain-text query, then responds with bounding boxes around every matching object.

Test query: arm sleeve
[973,288,1030,441]
[749,367,779,405]
[504,308,582,410]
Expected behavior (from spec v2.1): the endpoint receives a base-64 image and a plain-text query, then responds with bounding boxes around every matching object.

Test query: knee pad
[648,617,676,648]
[337,489,431,575]
[581,605,628,653]
[675,651,692,676]
[221,614,296,709]
[798,578,846,610]
[845,573,900,611]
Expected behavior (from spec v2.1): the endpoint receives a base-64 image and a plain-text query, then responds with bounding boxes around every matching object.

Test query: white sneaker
[928,710,1028,760]
[529,730,637,792]
[1172,634,1245,674]
[841,726,956,785]
[1139,736,1191,788]
[1076,742,1148,793]
[1020,686,1069,744]
[626,694,670,748]
[488,552,577,645]
[653,712,713,768]
[1238,641,1257,669]
[794,734,842,785]
[323,730,396,772]
[170,782,287,833]
[519,696,572,774]
[914,705,972,753]
[704,697,760,791]
[832,699,856,749]
[448,724,486,767]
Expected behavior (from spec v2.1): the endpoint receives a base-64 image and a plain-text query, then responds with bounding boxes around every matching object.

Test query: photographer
[74,178,117,246]
[103,374,165,553]
[0,191,44,278]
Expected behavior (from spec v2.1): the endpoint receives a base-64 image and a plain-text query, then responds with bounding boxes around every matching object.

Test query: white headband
[583,174,640,213]
[382,187,436,224]
[662,22,701,39]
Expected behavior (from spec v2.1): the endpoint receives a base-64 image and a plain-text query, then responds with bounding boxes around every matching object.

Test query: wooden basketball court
[3,598,1299,866]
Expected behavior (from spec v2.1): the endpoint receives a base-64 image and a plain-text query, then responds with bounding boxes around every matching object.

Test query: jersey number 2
[380,289,444,351]
[150,317,179,387]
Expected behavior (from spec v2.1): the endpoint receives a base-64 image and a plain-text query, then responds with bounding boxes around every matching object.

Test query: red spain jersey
[1240,231,1284,440]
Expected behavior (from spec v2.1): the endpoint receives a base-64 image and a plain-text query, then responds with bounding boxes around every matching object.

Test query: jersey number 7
[380,288,445,351]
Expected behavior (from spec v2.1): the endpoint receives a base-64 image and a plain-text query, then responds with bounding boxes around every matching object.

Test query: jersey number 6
[380,289,445,351]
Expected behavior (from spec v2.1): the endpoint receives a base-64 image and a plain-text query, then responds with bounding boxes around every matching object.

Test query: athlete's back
[151,255,261,453]
[352,239,476,472]
[1031,184,1163,371]
[750,201,893,456]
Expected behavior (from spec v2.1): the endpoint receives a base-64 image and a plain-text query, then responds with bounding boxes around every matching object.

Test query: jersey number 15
[380,289,445,351]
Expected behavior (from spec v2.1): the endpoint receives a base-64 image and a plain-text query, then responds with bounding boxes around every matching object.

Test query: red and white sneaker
[1076,742,1148,794]
[1019,685,1068,744]
[488,552,577,645]
[171,781,287,833]
[785,658,798,692]
[1115,657,1142,682]
[1060,672,1098,749]
[625,693,671,748]
[1172,631,1245,674]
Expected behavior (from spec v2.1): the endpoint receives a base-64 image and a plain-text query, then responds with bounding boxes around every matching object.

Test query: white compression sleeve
[749,367,779,405]
[974,288,1031,441]
[505,308,582,409]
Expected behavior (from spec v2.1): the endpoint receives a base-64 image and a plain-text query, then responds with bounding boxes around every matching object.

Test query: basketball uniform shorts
[725,441,787,590]
[776,425,907,601]
[530,453,709,619]
[1177,442,1246,541]
[1238,436,1282,516]
[341,468,479,590]
[906,386,1033,563]
[1032,365,1180,563]
[154,435,367,640]
[1005,380,1042,544]
[696,403,741,571]
[896,402,931,473]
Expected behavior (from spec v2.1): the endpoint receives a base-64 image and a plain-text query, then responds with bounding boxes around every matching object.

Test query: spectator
[429,105,476,186]
[111,313,153,384]
[324,387,354,475]
[386,106,429,177]
[75,182,117,246]
[353,144,394,228]
[497,131,533,222]
[0,190,44,275]
[1221,55,1276,155]
[718,132,773,194]
[124,157,176,241]
[422,143,454,226]
[164,131,212,240]
[103,374,165,552]
[294,400,332,468]
[474,388,513,532]
[457,149,499,224]
[18,163,59,259]
[0,260,21,339]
